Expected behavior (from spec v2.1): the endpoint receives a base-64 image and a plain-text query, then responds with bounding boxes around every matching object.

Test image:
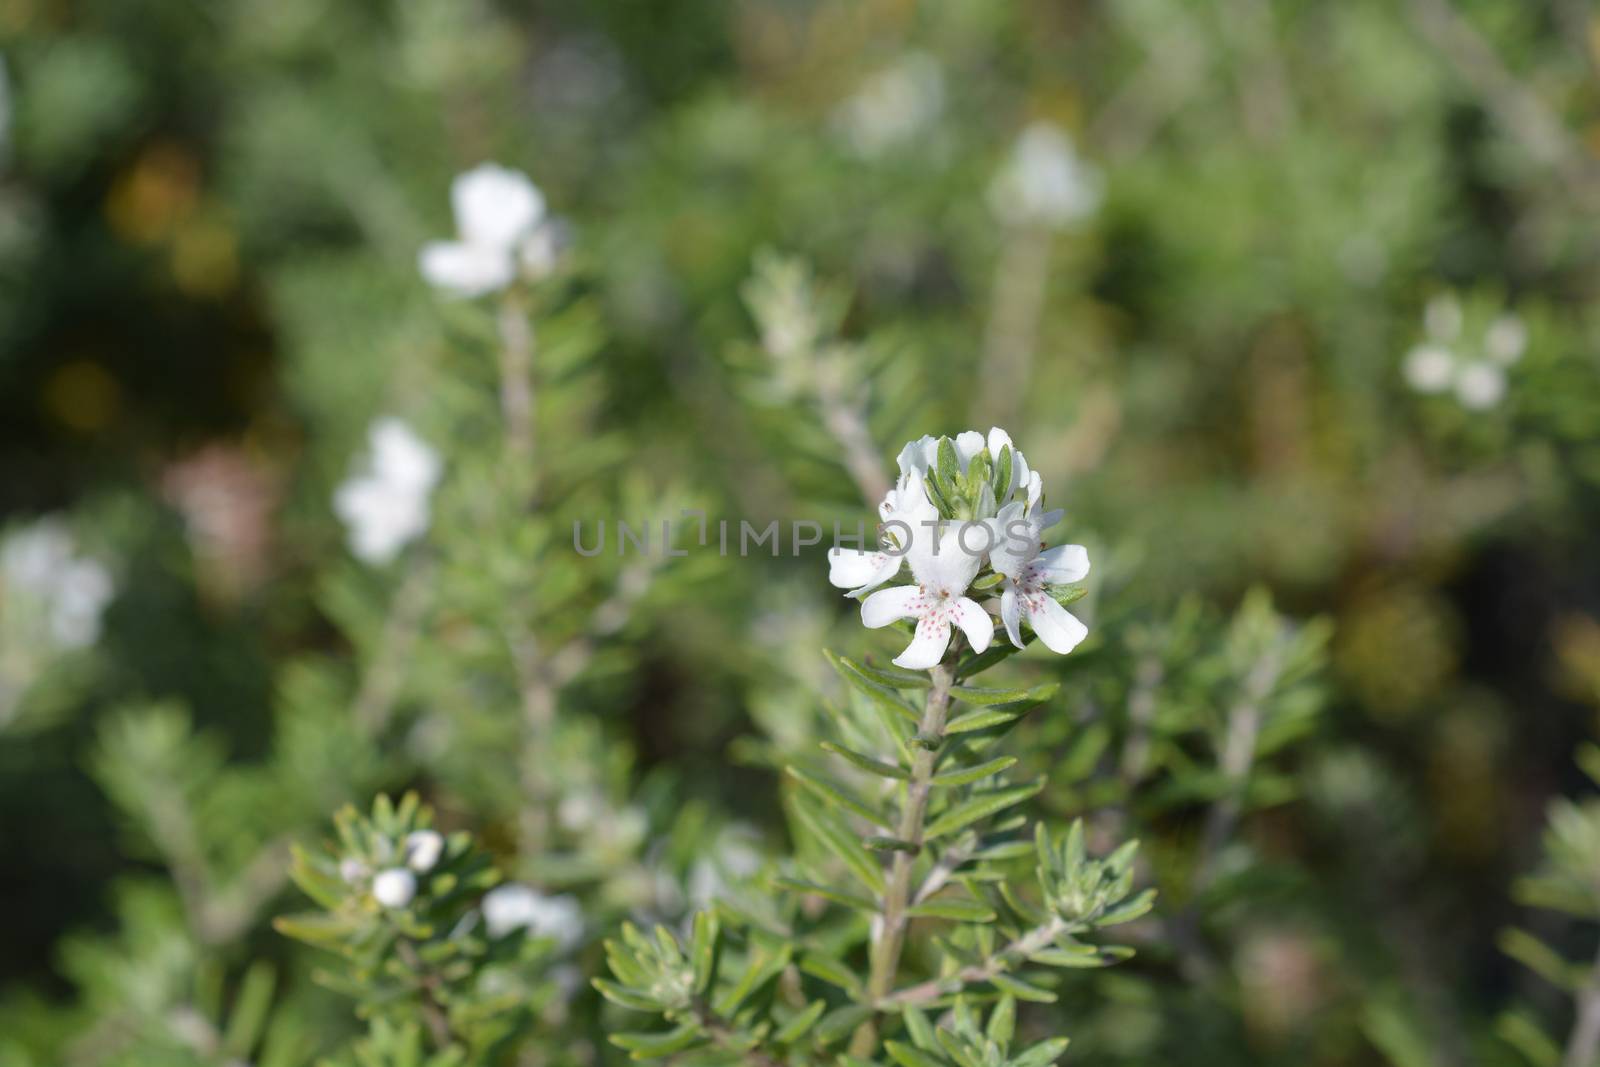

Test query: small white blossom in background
[482,884,583,950]
[403,829,443,872]
[832,53,945,158]
[1,518,115,649]
[371,867,417,909]
[1402,294,1526,411]
[988,121,1103,230]
[333,417,442,565]
[419,163,564,297]
[832,428,1090,669]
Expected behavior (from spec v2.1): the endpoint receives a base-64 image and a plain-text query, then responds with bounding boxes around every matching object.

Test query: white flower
[333,417,442,565]
[2,519,114,649]
[859,520,993,670]
[988,501,1090,654]
[1454,361,1506,410]
[833,53,944,158]
[482,884,583,949]
[1402,343,1455,393]
[419,164,561,297]
[989,122,1102,229]
[403,829,444,872]
[339,857,368,885]
[1485,314,1527,365]
[372,867,417,908]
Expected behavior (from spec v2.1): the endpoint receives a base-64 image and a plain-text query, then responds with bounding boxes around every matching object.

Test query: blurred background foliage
[3,0,1600,1064]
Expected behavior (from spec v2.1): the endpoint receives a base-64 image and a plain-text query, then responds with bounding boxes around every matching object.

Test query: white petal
[909,524,981,595]
[1028,595,1088,655]
[829,548,901,595]
[893,616,951,670]
[988,501,1035,580]
[419,240,516,297]
[895,435,940,479]
[1023,470,1043,508]
[452,163,544,250]
[953,597,993,653]
[1034,543,1090,584]
[985,427,1014,461]
[861,584,921,628]
[953,430,986,470]
[999,586,1024,648]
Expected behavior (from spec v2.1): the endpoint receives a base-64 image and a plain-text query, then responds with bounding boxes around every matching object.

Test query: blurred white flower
[833,53,944,158]
[419,163,562,297]
[333,417,442,565]
[989,122,1103,229]
[372,867,417,908]
[339,857,368,885]
[482,884,583,949]
[1402,343,1456,393]
[403,829,444,872]
[1,518,114,649]
[1454,361,1506,410]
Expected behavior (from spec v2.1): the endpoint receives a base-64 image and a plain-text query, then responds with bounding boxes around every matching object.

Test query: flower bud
[404,829,444,872]
[372,867,417,909]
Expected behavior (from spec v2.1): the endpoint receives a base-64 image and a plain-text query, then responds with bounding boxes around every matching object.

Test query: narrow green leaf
[924,780,1044,841]
[931,756,1018,787]
[825,651,922,724]
[944,707,1027,735]
[786,765,895,829]
[591,978,665,1012]
[822,741,910,780]
[690,910,719,994]
[886,1041,946,1067]
[950,682,1058,706]
[775,877,877,913]
[788,792,886,895]
[800,952,864,997]
[907,898,997,923]
[609,1025,703,1057]
[988,971,1056,1002]
[774,1000,827,1044]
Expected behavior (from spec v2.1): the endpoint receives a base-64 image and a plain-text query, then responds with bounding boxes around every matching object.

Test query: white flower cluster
[333,417,442,565]
[481,883,584,949]
[1,518,114,649]
[828,428,1090,670]
[988,121,1102,230]
[1403,295,1525,410]
[346,829,445,910]
[419,163,563,298]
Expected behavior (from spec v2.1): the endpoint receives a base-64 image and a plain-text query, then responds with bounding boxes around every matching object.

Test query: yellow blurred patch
[105,142,200,245]
[44,359,120,433]
[171,217,239,299]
